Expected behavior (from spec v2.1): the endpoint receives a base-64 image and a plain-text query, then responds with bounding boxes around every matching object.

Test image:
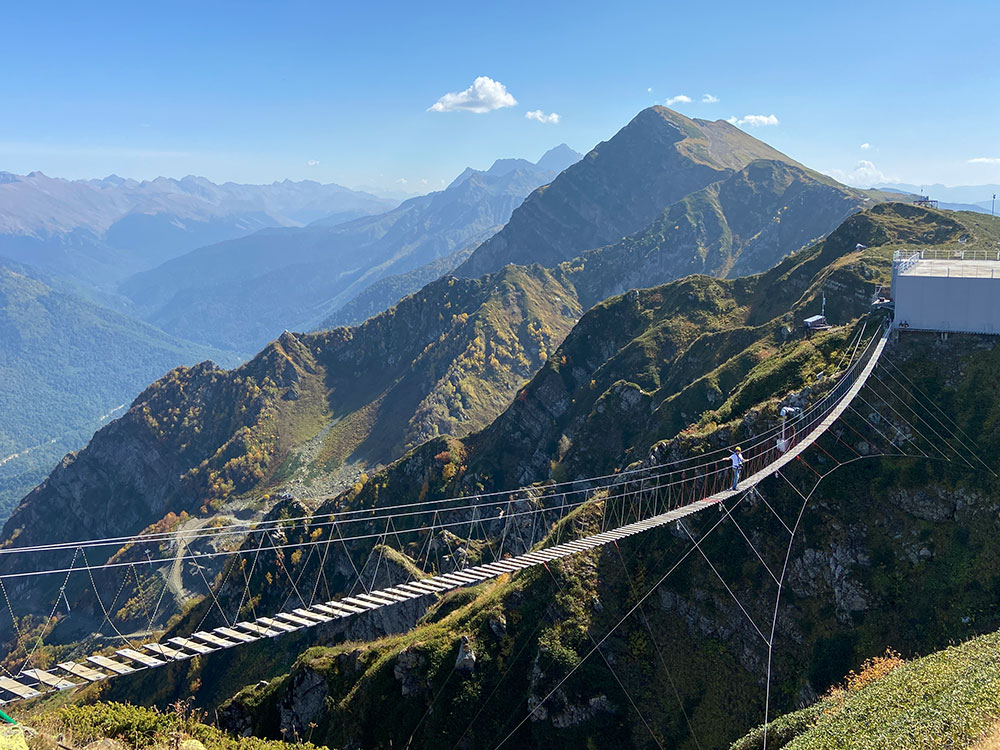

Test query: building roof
[900,259,1000,279]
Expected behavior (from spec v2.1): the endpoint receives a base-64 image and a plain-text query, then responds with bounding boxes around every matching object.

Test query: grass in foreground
[732,630,1000,749]
[16,701,323,750]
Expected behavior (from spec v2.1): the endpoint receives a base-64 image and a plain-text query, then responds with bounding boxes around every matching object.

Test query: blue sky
[3,0,998,193]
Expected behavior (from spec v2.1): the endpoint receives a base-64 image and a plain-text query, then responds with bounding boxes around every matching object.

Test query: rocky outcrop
[394,646,430,697]
[277,667,328,737]
[454,635,476,673]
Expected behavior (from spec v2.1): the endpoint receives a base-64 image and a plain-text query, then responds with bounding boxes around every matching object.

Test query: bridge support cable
[17,548,80,676]
[840,402,925,459]
[846,398,924,458]
[760,432,954,750]
[879,356,998,477]
[859,387,950,460]
[870,368,984,470]
[234,529,268,623]
[449,615,551,750]
[0,381,853,563]
[194,560,231,630]
[678,518,768,645]
[307,526,336,609]
[403,656,460,750]
[610,539,705,750]
[724,503,781,586]
[862,378,975,467]
[0,389,857,569]
[270,531,309,611]
[538,558,667,750]
[492,493,753,750]
[80,547,137,650]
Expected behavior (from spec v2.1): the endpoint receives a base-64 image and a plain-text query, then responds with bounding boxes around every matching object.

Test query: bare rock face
[216,694,256,737]
[888,487,958,523]
[394,646,429,697]
[787,544,871,623]
[488,613,507,639]
[455,635,476,673]
[278,667,328,737]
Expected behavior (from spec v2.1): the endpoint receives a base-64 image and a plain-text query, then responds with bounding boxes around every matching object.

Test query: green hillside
[208,309,1000,750]
[0,260,237,519]
[0,263,581,636]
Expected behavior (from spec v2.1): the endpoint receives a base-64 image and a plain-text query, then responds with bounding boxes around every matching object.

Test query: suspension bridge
[0,317,985,738]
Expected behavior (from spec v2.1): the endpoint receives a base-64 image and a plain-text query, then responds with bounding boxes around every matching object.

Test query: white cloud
[665,94,692,106]
[727,114,780,127]
[396,177,408,184]
[701,93,719,103]
[525,109,560,124]
[647,87,653,93]
[829,160,896,187]
[969,157,1000,165]
[860,143,872,151]
[306,159,320,167]
[428,76,517,113]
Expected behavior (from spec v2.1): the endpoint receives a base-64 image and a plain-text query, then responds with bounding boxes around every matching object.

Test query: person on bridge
[730,447,744,491]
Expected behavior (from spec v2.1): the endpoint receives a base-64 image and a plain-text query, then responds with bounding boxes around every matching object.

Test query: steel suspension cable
[492,491,752,749]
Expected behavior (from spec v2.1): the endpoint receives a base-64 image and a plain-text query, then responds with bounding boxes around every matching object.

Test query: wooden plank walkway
[0,331,888,704]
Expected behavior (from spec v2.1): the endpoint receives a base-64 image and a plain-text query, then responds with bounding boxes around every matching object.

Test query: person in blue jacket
[730,447,744,491]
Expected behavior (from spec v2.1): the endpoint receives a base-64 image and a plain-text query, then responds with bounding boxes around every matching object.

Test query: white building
[892,251,1000,334]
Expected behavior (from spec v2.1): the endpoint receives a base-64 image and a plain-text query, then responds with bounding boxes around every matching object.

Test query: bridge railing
[607,324,888,526]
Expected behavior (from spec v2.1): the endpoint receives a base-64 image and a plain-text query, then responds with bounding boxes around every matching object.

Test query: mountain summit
[457,106,838,277]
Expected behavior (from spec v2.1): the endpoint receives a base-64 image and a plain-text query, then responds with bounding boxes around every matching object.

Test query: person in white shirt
[730,447,744,491]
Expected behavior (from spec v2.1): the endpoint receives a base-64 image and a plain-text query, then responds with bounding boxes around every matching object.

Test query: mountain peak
[536,143,583,172]
[456,106,836,278]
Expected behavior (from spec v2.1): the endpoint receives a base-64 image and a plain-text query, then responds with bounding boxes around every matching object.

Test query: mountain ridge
[456,106,835,278]
[0,257,238,519]
[121,149,582,353]
[0,171,397,288]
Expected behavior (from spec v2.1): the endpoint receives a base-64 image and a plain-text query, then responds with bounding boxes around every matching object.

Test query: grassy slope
[219,329,1000,750]
[0,264,581,653]
[19,701,319,749]
[732,630,1000,749]
[564,159,870,310]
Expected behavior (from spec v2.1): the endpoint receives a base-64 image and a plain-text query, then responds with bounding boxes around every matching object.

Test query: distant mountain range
[875,182,998,213]
[120,145,583,353]
[0,172,396,287]
[0,111,889,536]
[0,145,581,520]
